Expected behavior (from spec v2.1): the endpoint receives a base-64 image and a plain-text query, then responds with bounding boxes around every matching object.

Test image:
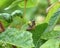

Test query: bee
[27,20,35,31]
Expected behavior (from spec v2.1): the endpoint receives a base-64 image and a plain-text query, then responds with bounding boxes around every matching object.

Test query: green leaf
[0,42,13,48]
[39,0,48,5]
[0,13,10,20]
[54,25,60,31]
[5,0,39,10]
[30,23,48,48]
[21,23,28,31]
[10,16,26,29]
[45,9,60,33]
[50,0,58,4]
[4,0,21,10]
[45,2,60,23]
[0,0,15,10]
[18,0,39,8]
[43,2,60,34]
[0,28,34,48]
[0,18,9,28]
[38,3,60,40]
[41,31,60,40]
[40,39,60,48]
[0,13,12,22]
[11,10,23,16]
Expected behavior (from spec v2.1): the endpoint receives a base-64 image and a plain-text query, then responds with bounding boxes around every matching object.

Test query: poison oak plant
[0,0,60,48]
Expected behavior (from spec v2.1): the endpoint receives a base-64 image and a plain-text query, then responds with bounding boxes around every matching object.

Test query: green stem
[24,0,27,17]
[47,0,51,6]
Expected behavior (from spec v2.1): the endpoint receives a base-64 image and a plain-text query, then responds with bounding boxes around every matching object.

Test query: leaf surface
[0,28,34,48]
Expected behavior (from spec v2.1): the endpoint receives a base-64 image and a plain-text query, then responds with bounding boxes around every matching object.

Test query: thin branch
[47,0,51,6]
[24,0,27,17]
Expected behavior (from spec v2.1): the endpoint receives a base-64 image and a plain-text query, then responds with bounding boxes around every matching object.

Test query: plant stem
[47,0,51,6]
[24,0,27,17]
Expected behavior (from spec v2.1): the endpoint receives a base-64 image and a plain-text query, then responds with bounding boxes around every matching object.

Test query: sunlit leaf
[0,42,13,48]
[50,0,58,4]
[45,2,60,23]
[0,18,9,27]
[0,0,15,10]
[18,0,39,8]
[43,2,60,34]
[0,28,34,48]
[41,31,60,40]
[10,16,26,29]
[54,25,60,31]
[40,39,60,48]
[30,23,48,48]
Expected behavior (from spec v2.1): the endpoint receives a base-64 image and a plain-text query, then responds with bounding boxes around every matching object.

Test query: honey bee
[27,20,35,31]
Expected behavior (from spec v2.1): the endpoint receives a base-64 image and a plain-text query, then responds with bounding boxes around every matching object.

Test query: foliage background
[0,0,60,48]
